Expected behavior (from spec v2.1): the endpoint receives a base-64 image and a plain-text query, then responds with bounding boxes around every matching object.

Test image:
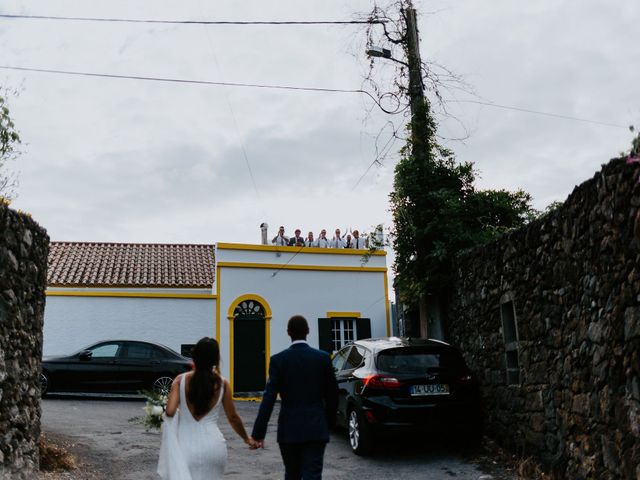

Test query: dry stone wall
[0,204,49,479]
[447,158,640,479]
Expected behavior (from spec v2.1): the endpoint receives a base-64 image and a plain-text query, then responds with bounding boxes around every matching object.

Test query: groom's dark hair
[287,315,309,341]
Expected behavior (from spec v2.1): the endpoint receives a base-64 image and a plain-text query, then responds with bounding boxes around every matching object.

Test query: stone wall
[0,204,49,478]
[447,158,640,479]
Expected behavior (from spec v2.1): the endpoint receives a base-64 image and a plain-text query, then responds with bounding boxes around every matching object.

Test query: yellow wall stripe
[216,242,386,256]
[384,274,391,336]
[46,291,215,300]
[326,311,361,318]
[217,261,387,273]
[215,266,221,341]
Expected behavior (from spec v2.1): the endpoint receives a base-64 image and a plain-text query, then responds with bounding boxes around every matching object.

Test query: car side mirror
[79,350,92,361]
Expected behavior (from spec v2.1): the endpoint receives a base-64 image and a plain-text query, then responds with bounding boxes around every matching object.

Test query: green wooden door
[233,301,266,394]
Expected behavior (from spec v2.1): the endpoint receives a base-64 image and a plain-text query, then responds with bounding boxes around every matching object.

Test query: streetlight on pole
[366,6,432,167]
[365,46,392,59]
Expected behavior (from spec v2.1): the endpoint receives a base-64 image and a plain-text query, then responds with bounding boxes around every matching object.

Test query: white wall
[216,243,387,269]
[216,245,389,380]
[43,295,216,356]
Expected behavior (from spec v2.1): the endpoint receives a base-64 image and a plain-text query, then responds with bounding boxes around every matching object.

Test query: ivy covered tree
[390,142,536,302]
[364,1,537,305]
[0,93,21,201]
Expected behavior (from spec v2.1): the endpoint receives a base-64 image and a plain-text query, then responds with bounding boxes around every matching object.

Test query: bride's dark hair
[188,337,221,417]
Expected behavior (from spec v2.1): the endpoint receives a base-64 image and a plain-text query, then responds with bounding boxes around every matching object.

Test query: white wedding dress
[158,374,227,480]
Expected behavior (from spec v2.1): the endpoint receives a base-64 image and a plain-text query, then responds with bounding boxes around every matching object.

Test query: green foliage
[128,389,167,431]
[541,201,564,216]
[390,132,537,303]
[629,125,640,159]
[0,93,21,199]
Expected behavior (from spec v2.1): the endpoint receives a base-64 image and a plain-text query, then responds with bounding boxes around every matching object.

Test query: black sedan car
[332,337,483,455]
[41,340,192,395]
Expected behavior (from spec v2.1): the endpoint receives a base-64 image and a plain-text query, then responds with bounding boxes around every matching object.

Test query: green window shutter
[318,318,333,353]
[356,318,371,340]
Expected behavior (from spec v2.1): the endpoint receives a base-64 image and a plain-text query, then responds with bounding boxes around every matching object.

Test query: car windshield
[376,348,465,374]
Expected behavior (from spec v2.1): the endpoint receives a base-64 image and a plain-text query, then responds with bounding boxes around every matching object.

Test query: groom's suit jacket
[252,342,338,444]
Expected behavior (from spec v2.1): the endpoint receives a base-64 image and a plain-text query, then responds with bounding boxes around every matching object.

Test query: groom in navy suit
[252,315,338,480]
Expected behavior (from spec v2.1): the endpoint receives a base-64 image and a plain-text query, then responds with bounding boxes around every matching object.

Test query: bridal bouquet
[140,389,168,430]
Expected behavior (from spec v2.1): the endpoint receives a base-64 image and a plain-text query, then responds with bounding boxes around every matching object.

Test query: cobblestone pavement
[39,396,516,479]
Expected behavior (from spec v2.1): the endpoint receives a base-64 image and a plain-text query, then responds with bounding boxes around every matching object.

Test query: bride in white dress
[158,337,255,480]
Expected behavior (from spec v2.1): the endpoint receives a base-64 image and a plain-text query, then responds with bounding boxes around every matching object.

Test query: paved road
[40,396,515,479]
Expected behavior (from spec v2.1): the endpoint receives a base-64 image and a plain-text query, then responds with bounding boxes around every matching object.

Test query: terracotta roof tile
[48,242,215,289]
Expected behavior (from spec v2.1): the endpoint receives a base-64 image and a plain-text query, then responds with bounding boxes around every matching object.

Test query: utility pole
[403,5,433,166]
[366,2,444,339]
[403,4,445,340]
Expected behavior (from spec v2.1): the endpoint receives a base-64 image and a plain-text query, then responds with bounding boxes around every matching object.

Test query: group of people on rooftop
[271,226,369,249]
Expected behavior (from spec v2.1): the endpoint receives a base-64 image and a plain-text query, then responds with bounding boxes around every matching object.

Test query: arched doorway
[230,298,268,395]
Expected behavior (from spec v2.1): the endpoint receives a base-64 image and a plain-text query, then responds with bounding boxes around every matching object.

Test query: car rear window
[376,348,466,374]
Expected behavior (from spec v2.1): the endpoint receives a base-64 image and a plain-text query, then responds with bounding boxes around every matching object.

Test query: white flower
[151,405,164,416]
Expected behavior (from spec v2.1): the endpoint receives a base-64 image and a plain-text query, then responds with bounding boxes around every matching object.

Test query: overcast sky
[1,1,638,266]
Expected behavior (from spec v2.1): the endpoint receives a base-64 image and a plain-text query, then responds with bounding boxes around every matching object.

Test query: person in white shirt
[349,230,368,249]
[330,228,346,249]
[272,226,289,246]
[305,231,317,247]
[316,229,330,248]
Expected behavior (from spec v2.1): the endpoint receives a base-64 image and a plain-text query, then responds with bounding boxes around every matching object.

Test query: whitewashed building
[45,241,390,394]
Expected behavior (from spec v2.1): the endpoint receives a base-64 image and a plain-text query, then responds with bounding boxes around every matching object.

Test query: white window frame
[331,318,358,353]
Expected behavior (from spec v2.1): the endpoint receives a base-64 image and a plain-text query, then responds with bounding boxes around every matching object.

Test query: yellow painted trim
[216,242,386,256]
[217,261,387,273]
[227,294,272,395]
[265,318,271,381]
[226,294,273,319]
[384,274,391,336]
[232,396,262,402]
[326,311,361,318]
[46,291,216,300]
[230,319,234,395]
[215,266,221,341]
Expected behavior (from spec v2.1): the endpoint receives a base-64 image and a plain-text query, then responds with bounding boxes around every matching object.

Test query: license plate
[410,384,450,396]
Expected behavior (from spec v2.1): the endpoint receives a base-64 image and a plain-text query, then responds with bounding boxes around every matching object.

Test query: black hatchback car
[332,337,482,455]
[41,340,192,395]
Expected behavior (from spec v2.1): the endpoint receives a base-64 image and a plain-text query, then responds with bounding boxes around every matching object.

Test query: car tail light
[364,410,378,423]
[364,374,402,389]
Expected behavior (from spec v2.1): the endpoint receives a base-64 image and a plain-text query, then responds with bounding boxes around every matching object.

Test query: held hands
[245,437,262,450]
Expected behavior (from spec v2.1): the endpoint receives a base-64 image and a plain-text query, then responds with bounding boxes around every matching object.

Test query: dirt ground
[38,396,517,479]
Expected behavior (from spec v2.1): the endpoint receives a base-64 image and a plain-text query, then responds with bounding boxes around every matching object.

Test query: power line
[0,13,384,25]
[0,64,367,94]
[0,64,398,113]
[0,65,627,130]
[449,99,628,129]
[194,0,264,212]
[270,244,307,278]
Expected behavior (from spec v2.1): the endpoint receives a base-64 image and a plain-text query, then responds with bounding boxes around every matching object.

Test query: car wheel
[348,408,373,455]
[40,372,49,396]
[153,376,174,396]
